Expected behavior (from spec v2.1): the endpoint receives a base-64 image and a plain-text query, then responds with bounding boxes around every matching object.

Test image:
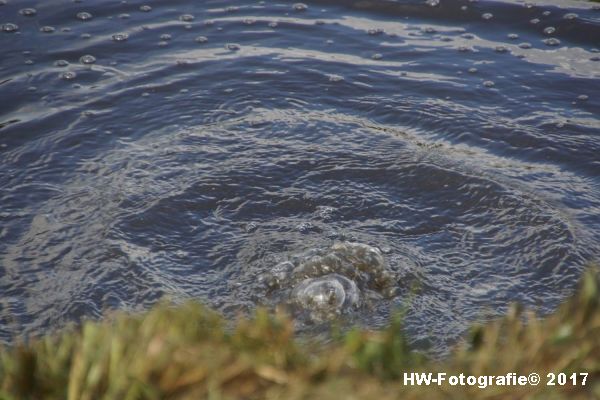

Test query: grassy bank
[1,269,598,400]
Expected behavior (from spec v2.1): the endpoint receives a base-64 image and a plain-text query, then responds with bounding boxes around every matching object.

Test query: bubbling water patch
[292,274,360,318]
[261,242,398,322]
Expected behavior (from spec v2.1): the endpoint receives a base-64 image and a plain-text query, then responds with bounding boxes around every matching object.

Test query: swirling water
[1,0,599,353]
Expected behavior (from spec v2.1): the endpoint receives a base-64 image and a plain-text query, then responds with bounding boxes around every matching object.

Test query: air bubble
[19,8,37,16]
[543,26,556,35]
[160,33,172,41]
[577,94,588,101]
[80,33,91,39]
[530,18,540,24]
[112,33,128,42]
[507,33,519,40]
[264,262,294,290]
[483,80,495,87]
[226,43,240,51]
[297,222,315,233]
[367,28,384,35]
[371,53,382,60]
[563,13,577,20]
[482,13,493,20]
[55,59,69,67]
[425,0,439,6]
[328,74,344,82]
[316,206,335,220]
[293,3,308,11]
[24,60,34,65]
[461,33,474,39]
[179,14,194,22]
[468,67,478,73]
[543,38,560,46]
[60,71,77,80]
[268,21,278,28]
[79,54,96,64]
[2,23,18,33]
[76,12,93,21]
[40,26,55,33]
[495,45,508,53]
[518,42,532,49]
[542,10,551,16]
[194,36,208,43]
[243,18,255,25]
[139,5,152,12]
[118,13,130,19]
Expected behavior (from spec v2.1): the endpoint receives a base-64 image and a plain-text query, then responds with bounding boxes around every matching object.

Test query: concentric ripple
[292,274,360,319]
[0,0,599,353]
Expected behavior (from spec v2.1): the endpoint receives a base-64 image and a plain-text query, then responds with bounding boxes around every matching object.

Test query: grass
[0,268,598,399]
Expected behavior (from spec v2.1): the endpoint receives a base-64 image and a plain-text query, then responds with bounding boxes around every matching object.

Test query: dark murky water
[1,0,599,353]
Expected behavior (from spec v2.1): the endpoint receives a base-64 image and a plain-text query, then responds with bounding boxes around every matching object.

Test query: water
[1,0,599,354]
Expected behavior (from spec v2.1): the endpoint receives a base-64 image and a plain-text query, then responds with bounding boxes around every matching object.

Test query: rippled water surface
[1,0,599,353]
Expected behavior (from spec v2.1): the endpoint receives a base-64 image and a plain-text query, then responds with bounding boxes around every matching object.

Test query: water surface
[1,0,599,353]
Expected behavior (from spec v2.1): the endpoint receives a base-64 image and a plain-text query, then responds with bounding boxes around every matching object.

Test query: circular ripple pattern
[291,274,360,320]
[0,0,599,354]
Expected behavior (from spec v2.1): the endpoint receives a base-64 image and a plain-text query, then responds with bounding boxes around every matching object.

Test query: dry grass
[1,269,598,400]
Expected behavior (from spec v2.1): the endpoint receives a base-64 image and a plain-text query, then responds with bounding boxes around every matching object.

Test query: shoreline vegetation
[0,269,598,399]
